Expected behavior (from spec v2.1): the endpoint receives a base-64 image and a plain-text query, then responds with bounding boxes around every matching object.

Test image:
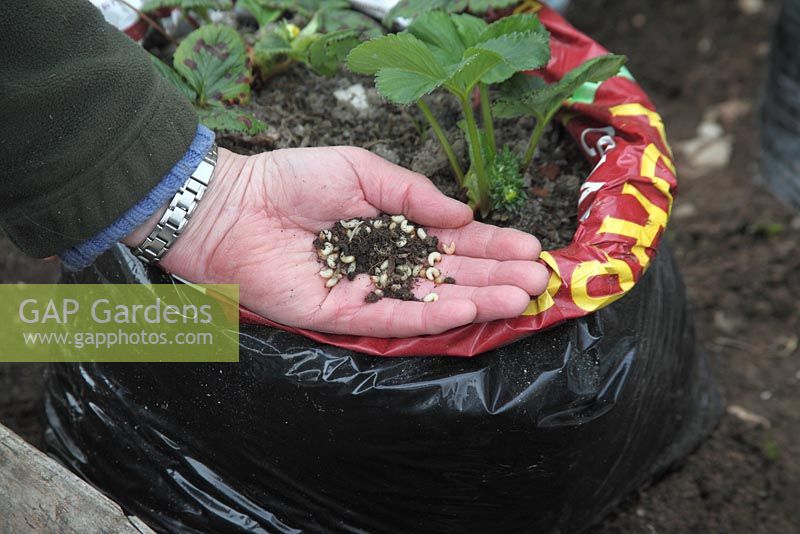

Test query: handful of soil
[313,214,455,303]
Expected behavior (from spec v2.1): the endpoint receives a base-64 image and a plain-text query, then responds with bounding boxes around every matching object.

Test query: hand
[126,147,549,337]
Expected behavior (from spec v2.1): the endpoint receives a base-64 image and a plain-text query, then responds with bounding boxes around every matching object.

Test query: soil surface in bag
[44,243,719,533]
[224,64,590,251]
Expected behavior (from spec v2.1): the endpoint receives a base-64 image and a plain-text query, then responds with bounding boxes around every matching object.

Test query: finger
[430,221,542,261]
[339,296,479,337]
[434,256,549,295]
[334,146,473,229]
[416,283,531,323]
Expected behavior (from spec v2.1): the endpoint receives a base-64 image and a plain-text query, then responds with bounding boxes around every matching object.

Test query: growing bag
[46,4,719,533]
[47,244,718,533]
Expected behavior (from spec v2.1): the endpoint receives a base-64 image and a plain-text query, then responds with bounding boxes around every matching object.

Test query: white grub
[443,242,456,255]
[434,276,445,284]
[373,289,384,298]
[396,237,407,248]
[390,214,406,223]
[389,222,397,230]
[340,255,355,264]
[390,284,401,291]
[396,264,412,279]
[400,220,414,234]
[425,267,440,281]
[319,242,334,257]
[325,277,339,288]
[365,226,372,234]
[380,260,389,270]
[372,220,385,229]
[416,228,427,240]
[423,292,439,303]
[340,219,361,229]
[319,268,334,279]
[346,230,354,240]
[370,275,380,283]
[379,272,389,287]
[427,252,442,266]
[347,263,357,274]
[326,253,339,269]
[412,265,423,277]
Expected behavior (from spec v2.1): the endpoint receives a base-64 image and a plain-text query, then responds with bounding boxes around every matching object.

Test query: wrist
[124,143,222,266]
[121,202,168,248]
[148,148,252,279]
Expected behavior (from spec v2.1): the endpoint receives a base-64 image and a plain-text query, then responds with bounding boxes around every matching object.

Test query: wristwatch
[133,144,218,264]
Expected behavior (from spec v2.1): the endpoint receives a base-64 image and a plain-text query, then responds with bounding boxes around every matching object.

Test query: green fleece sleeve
[0,0,198,257]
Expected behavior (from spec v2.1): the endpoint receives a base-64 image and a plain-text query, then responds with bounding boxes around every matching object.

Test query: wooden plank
[0,423,154,533]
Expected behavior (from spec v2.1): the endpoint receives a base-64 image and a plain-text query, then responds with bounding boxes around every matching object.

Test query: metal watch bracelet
[133,143,218,264]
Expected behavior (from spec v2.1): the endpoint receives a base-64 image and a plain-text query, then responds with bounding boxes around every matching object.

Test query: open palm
[158,146,549,337]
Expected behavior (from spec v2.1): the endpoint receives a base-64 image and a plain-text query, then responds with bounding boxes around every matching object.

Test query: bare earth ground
[0,0,798,532]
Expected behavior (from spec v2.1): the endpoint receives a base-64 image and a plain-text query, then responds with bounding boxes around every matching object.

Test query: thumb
[335,146,473,229]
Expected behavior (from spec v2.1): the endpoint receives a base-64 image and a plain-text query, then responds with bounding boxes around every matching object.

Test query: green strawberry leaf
[197,106,266,135]
[474,31,550,84]
[347,32,445,78]
[478,12,545,41]
[497,71,547,99]
[320,7,384,39]
[460,0,519,12]
[174,25,253,107]
[306,30,360,76]
[142,0,231,11]
[385,0,518,26]
[408,11,466,66]
[494,54,627,120]
[451,13,488,48]
[150,55,197,101]
[236,0,283,27]
[374,68,446,104]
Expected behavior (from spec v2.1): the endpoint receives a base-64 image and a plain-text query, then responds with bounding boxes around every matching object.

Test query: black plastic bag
[760,0,800,210]
[45,243,719,533]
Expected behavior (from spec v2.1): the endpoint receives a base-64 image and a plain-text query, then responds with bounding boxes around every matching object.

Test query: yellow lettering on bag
[610,104,672,156]
[523,252,562,316]
[571,253,635,312]
[598,144,675,267]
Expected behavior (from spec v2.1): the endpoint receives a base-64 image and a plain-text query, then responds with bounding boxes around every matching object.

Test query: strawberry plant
[347,10,625,216]
[238,0,382,38]
[141,0,232,24]
[150,24,266,134]
[384,0,519,26]
[253,13,360,78]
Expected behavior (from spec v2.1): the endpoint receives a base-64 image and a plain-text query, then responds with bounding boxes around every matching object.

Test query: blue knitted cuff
[60,124,215,270]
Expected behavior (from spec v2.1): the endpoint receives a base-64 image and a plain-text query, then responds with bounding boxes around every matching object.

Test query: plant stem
[478,83,496,159]
[417,99,465,185]
[460,96,491,216]
[521,109,557,171]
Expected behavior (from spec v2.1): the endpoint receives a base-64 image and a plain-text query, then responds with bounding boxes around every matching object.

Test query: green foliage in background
[151,25,266,135]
